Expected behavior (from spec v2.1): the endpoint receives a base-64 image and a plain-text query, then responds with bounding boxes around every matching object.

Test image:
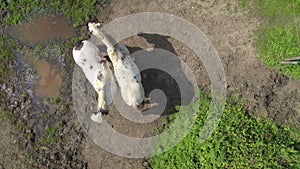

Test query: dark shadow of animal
[126,33,195,116]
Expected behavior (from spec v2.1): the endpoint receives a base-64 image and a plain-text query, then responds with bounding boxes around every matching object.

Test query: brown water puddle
[8,15,73,97]
[24,52,62,98]
[8,15,75,45]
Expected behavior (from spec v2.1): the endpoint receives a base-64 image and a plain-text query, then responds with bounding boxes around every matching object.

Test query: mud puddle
[5,14,76,140]
[15,50,65,139]
[6,14,76,98]
[23,51,62,98]
[7,15,75,46]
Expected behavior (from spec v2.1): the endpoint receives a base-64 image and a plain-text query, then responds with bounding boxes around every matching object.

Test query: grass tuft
[39,124,61,145]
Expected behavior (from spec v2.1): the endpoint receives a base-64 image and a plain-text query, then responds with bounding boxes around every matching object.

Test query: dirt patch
[0,118,31,168]
[1,0,300,168]
[96,0,300,125]
[79,0,300,168]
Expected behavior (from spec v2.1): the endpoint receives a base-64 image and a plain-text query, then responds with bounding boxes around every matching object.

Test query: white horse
[72,40,118,123]
[88,23,147,110]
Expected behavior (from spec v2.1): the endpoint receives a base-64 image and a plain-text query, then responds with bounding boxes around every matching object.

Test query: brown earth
[1,0,300,168]
[79,0,300,168]
[83,0,300,168]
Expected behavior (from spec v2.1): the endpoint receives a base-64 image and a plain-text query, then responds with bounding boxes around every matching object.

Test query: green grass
[238,0,300,80]
[0,0,106,27]
[0,0,39,25]
[239,0,300,16]
[39,124,61,145]
[148,95,300,168]
[0,111,17,122]
[0,36,15,82]
[257,25,300,80]
[50,97,61,104]
[28,153,37,165]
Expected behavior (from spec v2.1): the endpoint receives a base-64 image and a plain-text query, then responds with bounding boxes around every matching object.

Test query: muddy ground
[0,0,299,168]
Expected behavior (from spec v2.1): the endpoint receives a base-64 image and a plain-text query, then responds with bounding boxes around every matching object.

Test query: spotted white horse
[88,23,148,110]
[72,40,118,123]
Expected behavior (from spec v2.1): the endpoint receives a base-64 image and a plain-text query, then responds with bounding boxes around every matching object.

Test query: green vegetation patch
[0,0,107,26]
[48,0,107,27]
[0,37,15,82]
[238,0,300,80]
[149,95,300,168]
[0,111,17,122]
[39,124,61,145]
[257,24,300,80]
[239,0,300,16]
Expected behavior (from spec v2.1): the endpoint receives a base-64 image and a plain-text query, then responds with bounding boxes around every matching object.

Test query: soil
[0,0,299,168]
